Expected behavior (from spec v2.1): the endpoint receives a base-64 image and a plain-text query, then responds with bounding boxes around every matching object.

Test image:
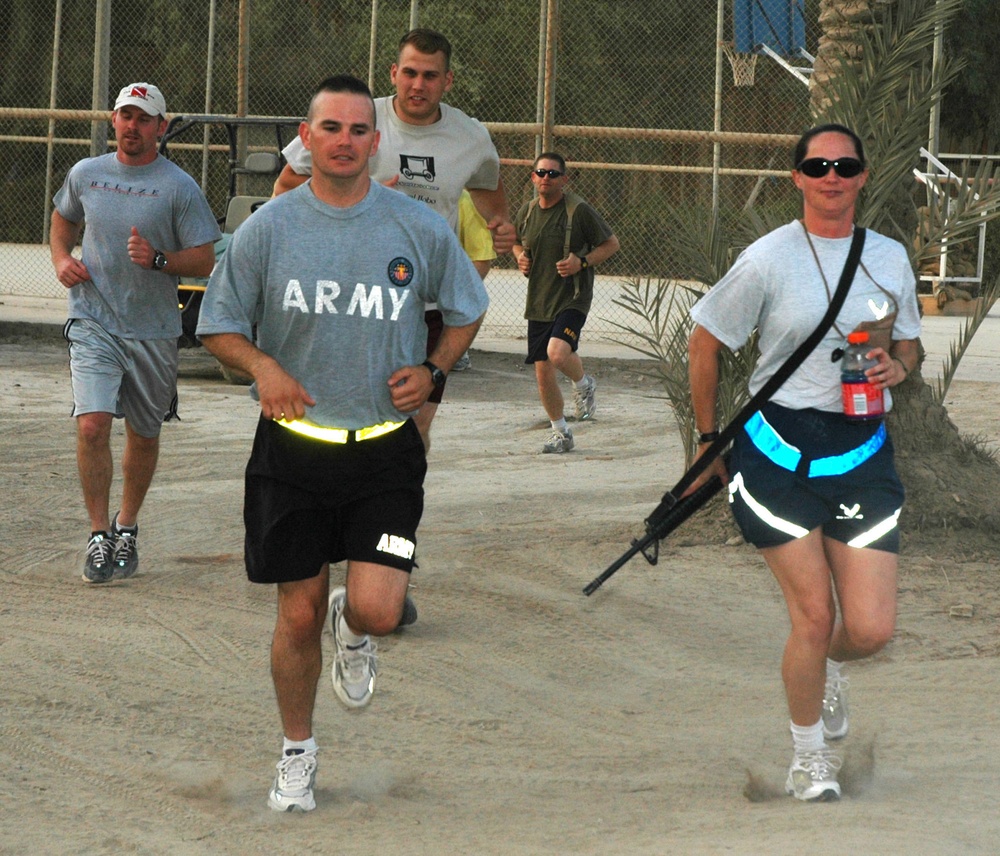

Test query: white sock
[826,658,843,680]
[338,612,368,647]
[790,720,826,754]
[283,736,318,756]
[573,374,591,388]
[551,417,569,434]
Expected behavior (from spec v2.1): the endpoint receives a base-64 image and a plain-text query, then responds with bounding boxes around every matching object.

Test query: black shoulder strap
[662,226,867,506]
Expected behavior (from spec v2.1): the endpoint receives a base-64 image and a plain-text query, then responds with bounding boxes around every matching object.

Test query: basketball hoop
[722,41,758,87]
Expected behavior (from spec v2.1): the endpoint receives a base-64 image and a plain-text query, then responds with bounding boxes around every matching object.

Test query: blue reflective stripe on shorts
[744,411,886,478]
[808,423,886,477]
[744,411,802,471]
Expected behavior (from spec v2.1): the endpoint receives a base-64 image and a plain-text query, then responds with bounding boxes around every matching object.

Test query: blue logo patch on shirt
[388,257,414,287]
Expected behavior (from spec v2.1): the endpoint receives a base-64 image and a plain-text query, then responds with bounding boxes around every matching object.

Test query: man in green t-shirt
[512,152,620,453]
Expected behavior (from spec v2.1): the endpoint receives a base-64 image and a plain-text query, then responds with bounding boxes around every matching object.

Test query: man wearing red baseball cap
[50,82,220,584]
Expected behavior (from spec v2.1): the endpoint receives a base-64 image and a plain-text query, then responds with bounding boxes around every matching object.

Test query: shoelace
[824,675,849,706]
[796,749,842,778]
[113,531,137,564]
[87,536,114,567]
[276,752,317,792]
[338,639,377,684]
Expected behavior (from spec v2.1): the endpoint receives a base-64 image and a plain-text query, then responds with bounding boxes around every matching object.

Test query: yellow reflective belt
[276,418,405,444]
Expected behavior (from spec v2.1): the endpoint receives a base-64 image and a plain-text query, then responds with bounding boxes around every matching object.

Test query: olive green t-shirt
[515,195,613,321]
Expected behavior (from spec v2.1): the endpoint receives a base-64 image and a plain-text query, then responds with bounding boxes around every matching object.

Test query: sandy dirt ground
[2,333,999,856]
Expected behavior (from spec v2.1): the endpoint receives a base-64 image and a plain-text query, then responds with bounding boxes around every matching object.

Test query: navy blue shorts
[728,403,904,552]
[525,308,587,364]
[243,417,426,583]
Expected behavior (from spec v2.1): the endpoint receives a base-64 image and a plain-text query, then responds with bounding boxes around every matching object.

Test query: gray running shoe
[398,593,418,628]
[329,586,377,708]
[822,673,850,740]
[111,513,139,579]
[573,374,597,421]
[82,532,115,584]
[452,352,471,372]
[785,749,842,802]
[543,427,574,454]
[267,749,317,812]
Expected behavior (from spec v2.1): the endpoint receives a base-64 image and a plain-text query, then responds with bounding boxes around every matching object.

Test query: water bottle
[840,331,884,421]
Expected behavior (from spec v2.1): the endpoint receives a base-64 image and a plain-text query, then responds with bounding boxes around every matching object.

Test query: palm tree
[612,0,1000,538]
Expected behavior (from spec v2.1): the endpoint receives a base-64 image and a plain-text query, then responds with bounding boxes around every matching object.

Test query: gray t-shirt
[690,221,920,412]
[53,153,221,339]
[197,180,489,429]
[282,96,500,234]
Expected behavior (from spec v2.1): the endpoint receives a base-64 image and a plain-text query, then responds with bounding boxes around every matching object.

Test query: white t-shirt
[283,96,500,234]
[690,221,921,413]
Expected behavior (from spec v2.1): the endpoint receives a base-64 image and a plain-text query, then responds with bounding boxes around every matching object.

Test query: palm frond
[932,273,1000,403]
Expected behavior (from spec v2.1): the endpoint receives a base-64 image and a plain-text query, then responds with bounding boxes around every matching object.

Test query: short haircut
[307,74,376,126]
[399,29,452,70]
[793,123,866,168]
[534,151,567,173]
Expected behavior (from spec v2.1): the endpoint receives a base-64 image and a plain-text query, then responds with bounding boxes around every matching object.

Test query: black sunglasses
[533,168,564,179]
[796,157,865,179]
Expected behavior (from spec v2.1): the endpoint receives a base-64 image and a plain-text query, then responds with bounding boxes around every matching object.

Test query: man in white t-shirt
[275,30,512,249]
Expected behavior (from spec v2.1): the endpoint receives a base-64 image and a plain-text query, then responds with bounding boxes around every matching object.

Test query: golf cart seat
[224,195,270,232]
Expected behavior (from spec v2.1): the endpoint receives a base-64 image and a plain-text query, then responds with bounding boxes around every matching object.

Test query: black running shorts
[243,417,426,583]
[525,308,587,364]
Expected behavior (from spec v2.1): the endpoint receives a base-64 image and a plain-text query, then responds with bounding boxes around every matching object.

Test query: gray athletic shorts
[63,318,179,438]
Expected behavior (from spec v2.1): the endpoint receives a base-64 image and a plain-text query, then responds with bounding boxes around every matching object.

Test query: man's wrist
[698,430,720,444]
[422,360,446,388]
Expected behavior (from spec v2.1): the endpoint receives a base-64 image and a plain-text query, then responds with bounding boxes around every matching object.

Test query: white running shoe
[267,750,318,812]
[822,673,850,740]
[542,427,574,454]
[329,586,377,708]
[573,374,597,421]
[785,749,842,802]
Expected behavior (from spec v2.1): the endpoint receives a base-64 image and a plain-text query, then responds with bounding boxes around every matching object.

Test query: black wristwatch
[422,360,446,388]
[579,255,589,270]
[151,250,168,271]
[698,430,720,444]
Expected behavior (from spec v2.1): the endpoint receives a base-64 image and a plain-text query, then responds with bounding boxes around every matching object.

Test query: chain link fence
[1,0,821,342]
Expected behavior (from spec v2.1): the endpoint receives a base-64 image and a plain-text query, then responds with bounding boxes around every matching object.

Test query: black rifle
[583,227,866,597]
[582,453,730,596]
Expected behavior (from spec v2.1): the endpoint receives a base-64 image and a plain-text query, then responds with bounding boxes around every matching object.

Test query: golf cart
[157,115,302,348]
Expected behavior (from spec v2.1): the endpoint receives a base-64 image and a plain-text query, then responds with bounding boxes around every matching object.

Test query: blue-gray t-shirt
[197,180,489,429]
[53,153,222,339]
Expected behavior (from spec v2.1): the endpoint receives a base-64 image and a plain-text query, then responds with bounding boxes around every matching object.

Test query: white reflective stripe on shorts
[728,472,810,539]
[276,418,405,444]
[847,507,901,548]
